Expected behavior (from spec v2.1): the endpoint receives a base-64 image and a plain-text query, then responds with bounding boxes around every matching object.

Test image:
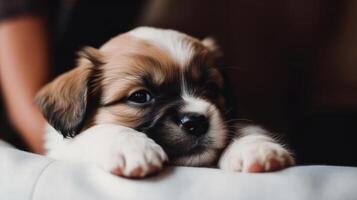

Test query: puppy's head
[36,27,228,166]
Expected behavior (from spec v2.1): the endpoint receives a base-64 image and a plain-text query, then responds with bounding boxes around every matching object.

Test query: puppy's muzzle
[177,112,209,137]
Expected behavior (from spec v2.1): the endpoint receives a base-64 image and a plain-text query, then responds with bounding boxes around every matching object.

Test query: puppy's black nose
[179,113,209,136]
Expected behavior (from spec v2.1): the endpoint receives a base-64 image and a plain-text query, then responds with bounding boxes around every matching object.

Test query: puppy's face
[36,27,228,166]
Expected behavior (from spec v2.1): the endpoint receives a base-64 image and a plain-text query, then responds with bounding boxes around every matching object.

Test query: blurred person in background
[0,0,50,154]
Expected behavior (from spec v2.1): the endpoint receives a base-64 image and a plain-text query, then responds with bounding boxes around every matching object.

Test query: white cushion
[1,142,357,200]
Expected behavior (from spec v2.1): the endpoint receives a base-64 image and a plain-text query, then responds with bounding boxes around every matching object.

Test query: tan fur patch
[98,35,180,103]
[88,35,181,127]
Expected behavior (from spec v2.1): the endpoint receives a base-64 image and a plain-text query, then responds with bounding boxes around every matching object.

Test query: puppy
[36,27,294,178]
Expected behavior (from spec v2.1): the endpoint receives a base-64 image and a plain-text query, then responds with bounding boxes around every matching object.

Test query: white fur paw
[108,134,168,178]
[219,136,294,173]
[47,124,167,178]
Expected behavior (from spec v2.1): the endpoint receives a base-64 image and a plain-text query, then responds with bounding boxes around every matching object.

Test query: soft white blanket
[1,140,356,200]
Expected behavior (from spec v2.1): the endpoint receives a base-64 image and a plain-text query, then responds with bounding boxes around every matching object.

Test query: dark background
[1,0,357,166]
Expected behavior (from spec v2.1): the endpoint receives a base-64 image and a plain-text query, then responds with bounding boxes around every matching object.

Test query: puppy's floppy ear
[35,47,103,137]
[202,37,222,57]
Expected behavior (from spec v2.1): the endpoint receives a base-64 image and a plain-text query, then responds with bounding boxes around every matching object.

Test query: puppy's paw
[108,135,167,178]
[219,136,294,173]
[47,124,167,178]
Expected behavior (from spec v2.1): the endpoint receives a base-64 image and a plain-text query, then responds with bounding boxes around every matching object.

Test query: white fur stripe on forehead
[181,95,210,114]
[129,27,195,67]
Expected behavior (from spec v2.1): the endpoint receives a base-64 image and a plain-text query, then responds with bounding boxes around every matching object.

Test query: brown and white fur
[36,27,294,178]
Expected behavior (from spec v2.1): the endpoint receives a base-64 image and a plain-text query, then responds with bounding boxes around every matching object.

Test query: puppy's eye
[127,90,153,104]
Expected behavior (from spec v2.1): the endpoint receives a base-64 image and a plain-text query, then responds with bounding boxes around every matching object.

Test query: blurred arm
[0,15,49,154]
